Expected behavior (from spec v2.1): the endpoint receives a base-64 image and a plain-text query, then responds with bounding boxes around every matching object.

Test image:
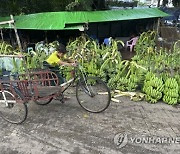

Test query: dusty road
[0,89,180,154]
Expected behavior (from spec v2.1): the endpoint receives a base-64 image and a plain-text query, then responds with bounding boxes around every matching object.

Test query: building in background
[106,0,173,7]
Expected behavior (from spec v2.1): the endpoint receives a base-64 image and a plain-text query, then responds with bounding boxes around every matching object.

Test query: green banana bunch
[163,95,178,105]
[143,72,164,103]
[163,78,179,105]
[145,71,155,81]
[126,80,138,92]
[145,95,158,104]
[107,75,118,89]
[164,78,178,89]
[174,75,180,103]
[116,77,128,91]
[113,75,138,92]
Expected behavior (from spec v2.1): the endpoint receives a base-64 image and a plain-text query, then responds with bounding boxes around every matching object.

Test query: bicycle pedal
[60,96,70,103]
[60,99,65,104]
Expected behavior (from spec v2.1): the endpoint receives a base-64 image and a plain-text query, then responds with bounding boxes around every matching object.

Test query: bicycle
[36,63,111,112]
[0,64,111,124]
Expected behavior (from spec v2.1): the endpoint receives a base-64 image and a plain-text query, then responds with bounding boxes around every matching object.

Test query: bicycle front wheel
[76,76,111,113]
[0,84,28,124]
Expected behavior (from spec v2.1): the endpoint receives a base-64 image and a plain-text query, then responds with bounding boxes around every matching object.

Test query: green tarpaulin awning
[0,8,168,30]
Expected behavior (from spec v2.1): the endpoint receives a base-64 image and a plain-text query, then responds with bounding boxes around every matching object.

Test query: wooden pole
[156,18,160,35]
[10,15,23,52]
[0,29,4,41]
[0,20,14,25]
[0,54,24,58]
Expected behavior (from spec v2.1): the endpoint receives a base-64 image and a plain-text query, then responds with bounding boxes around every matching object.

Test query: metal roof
[0,8,168,30]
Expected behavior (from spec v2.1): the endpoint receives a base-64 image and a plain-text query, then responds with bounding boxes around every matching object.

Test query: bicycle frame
[60,64,83,92]
[60,64,93,96]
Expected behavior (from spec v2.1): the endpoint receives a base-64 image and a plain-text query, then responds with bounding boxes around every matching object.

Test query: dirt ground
[0,88,180,154]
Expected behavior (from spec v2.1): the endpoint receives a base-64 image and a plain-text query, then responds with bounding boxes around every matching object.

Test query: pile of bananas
[163,78,179,105]
[135,31,156,56]
[116,75,138,92]
[143,72,164,103]
[66,35,123,84]
[111,77,128,91]
[108,72,139,92]
[107,59,145,91]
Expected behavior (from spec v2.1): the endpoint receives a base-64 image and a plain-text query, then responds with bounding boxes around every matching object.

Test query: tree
[65,0,94,11]
[0,0,106,16]
[64,0,106,11]
[0,0,71,16]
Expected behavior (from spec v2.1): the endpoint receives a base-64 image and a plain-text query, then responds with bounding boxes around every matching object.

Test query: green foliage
[0,0,106,16]
[133,31,180,75]
[66,34,123,83]
[106,0,138,7]
[135,31,157,56]
[0,0,72,15]
[0,41,19,55]
[66,0,94,11]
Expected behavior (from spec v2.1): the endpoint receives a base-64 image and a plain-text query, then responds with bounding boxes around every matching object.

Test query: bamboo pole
[156,18,160,35]
[0,20,14,25]
[0,54,24,58]
[0,29,4,41]
[10,15,22,52]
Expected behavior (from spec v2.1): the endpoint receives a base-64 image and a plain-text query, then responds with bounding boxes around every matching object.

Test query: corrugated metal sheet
[0,8,168,30]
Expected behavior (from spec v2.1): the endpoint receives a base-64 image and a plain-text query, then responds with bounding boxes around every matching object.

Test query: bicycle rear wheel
[76,76,111,113]
[0,84,28,124]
